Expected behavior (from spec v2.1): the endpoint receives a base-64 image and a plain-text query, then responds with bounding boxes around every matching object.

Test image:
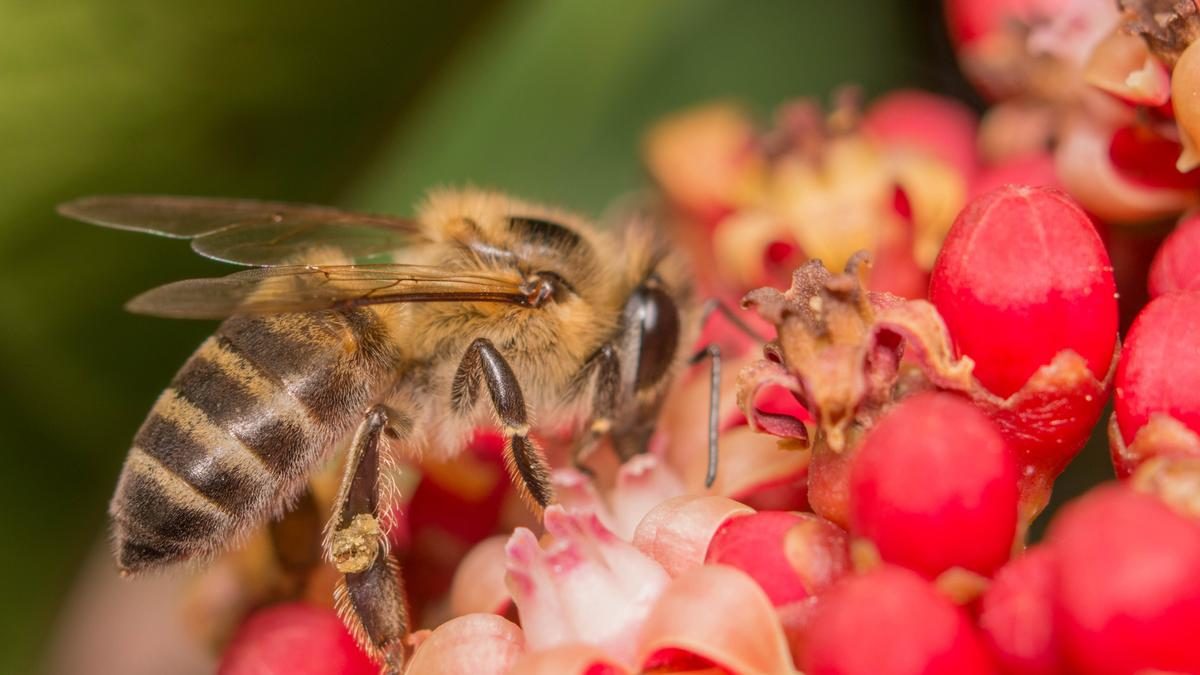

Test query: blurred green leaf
[353,0,930,214]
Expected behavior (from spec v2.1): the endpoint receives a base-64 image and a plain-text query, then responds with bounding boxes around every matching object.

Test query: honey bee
[59,189,723,672]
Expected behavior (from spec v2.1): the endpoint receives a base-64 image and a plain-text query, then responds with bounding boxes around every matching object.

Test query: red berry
[977,547,1062,675]
[1114,292,1200,445]
[1047,484,1200,675]
[1148,212,1200,297]
[804,565,996,675]
[704,511,849,606]
[219,603,376,675]
[849,392,1018,578]
[930,185,1117,398]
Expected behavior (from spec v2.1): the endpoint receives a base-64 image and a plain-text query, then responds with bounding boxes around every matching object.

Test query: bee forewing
[125,264,531,320]
[57,195,422,266]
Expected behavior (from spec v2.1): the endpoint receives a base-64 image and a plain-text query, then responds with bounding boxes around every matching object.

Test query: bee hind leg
[325,405,408,674]
[451,337,554,515]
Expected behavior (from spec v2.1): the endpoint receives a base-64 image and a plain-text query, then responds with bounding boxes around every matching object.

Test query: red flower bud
[704,511,849,606]
[930,185,1117,399]
[804,565,996,675]
[977,547,1062,675]
[1114,291,1200,443]
[1047,484,1200,675]
[849,392,1018,578]
[1112,291,1200,474]
[1148,212,1200,297]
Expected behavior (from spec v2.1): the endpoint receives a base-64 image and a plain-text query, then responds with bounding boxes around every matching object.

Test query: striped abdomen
[111,309,396,573]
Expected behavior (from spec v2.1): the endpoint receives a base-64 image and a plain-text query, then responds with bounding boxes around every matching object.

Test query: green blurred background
[1,1,1106,671]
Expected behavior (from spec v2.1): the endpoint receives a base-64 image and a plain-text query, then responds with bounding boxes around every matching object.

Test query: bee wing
[57,195,422,266]
[126,264,532,319]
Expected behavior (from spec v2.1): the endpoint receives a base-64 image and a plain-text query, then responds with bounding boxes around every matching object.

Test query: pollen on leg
[330,513,384,574]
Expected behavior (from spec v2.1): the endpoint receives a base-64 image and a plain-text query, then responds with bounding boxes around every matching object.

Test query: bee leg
[689,344,722,488]
[452,337,554,514]
[268,487,322,591]
[326,405,408,674]
[568,343,621,476]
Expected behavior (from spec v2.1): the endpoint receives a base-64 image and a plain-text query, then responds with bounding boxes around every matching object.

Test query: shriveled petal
[1085,28,1170,106]
[506,507,669,665]
[632,495,755,576]
[1109,411,1200,479]
[405,614,524,675]
[735,360,811,441]
[636,565,797,675]
[449,535,511,617]
[962,348,1115,523]
[1131,455,1200,519]
[509,644,630,675]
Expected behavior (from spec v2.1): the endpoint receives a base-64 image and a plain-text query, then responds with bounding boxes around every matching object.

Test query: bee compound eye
[631,285,681,391]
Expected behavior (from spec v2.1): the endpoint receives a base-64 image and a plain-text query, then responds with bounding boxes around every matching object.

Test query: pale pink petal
[636,565,797,674]
[506,507,669,666]
[449,535,512,617]
[632,495,755,577]
[1085,28,1170,106]
[713,426,809,508]
[609,454,686,540]
[405,614,524,675]
[1024,0,1118,66]
[509,644,630,675]
[552,467,619,533]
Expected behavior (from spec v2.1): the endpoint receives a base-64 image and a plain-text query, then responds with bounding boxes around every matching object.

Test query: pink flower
[504,506,670,666]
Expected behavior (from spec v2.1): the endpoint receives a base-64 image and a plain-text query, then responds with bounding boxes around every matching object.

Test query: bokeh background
[0,2,1109,671]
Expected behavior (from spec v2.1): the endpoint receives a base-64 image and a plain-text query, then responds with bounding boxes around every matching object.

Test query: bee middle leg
[451,337,554,514]
[325,405,408,674]
[567,343,620,475]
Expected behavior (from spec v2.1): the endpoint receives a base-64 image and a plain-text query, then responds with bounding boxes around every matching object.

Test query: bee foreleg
[326,405,408,674]
[567,343,620,475]
[451,337,554,515]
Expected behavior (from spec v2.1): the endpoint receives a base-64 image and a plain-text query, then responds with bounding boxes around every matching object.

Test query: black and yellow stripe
[111,309,396,573]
